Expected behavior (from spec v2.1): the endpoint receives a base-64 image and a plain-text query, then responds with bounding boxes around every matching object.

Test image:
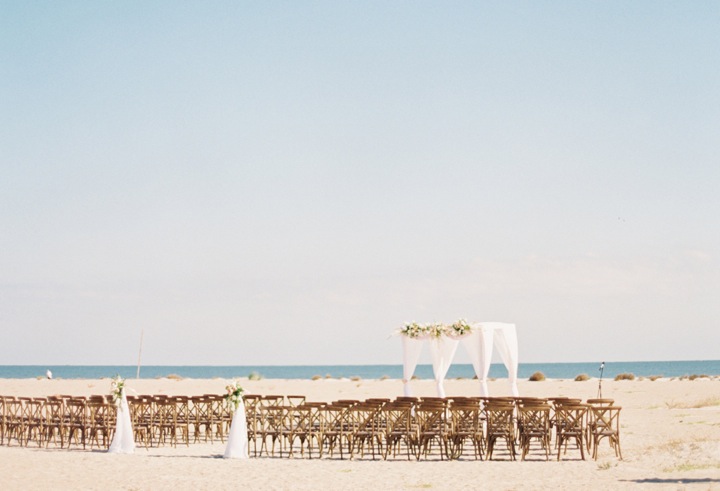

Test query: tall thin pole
[136,328,144,380]
[597,361,605,398]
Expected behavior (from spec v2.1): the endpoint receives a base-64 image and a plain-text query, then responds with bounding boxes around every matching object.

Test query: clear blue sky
[1,1,718,365]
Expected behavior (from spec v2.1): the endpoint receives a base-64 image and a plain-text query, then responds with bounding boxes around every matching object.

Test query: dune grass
[666,397,720,409]
[614,373,635,381]
[529,371,546,381]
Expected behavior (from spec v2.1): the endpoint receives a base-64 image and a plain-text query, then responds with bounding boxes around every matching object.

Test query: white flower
[224,380,245,410]
[110,375,125,406]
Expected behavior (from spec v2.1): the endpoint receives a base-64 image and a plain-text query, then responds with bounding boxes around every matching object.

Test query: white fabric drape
[490,323,520,396]
[460,330,482,391]
[428,336,459,398]
[108,391,134,454]
[401,336,425,397]
[477,324,494,397]
[223,399,249,459]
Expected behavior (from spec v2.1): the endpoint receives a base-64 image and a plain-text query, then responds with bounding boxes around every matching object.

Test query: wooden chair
[129,397,153,448]
[172,396,191,446]
[409,402,448,460]
[86,400,114,449]
[484,402,517,461]
[23,398,45,447]
[446,401,484,460]
[287,404,321,458]
[153,398,179,447]
[204,395,227,443]
[191,396,215,443]
[517,403,551,461]
[555,404,588,460]
[3,398,24,446]
[588,405,622,460]
[380,402,413,460]
[243,395,263,456]
[260,405,291,457]
[346,403,381,460]
[65,398,87,449]
[44,399,65,448]
[319,404,350,459]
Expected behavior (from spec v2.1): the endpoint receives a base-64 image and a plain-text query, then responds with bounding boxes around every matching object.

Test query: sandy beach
[1,377,719,490]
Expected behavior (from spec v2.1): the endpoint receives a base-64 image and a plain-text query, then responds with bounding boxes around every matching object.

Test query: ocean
[1,360,718,380]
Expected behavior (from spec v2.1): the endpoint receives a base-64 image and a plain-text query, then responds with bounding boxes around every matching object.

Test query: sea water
[1,360,718,380]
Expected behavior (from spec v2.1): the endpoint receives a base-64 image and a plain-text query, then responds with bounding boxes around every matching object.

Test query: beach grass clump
[248,371,263,381]
[163,374,183,380]
[325,374,333,379]
[529,371,546,382]
[574,373,590,381]
[667,397,720,409]
[311,374,322,381]
[688,374,710,381]
[614,373,635,381]
[350,376,361,382]
[379,375,389,381]
[648,375,663,381]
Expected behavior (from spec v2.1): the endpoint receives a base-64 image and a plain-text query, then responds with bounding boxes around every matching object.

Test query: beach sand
[1,377,719,490]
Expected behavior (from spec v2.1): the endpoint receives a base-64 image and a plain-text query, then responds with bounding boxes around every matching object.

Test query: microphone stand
[597,362,605,398]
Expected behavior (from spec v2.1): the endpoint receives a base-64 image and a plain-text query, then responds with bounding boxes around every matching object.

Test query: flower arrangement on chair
[224,380,245,411]
[110,375,126,407]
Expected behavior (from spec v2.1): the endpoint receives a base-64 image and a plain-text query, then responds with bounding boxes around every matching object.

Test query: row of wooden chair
[0,394,234,449]
[243,395,622,461]
[0,394,621,461]
[0,395,118,449]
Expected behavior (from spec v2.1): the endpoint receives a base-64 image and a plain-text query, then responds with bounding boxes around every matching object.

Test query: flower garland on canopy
[110,375,126,407]
[224,380,245,411]
[399,319,473,338]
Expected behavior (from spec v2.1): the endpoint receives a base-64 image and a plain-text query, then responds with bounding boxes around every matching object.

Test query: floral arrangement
[224,380,245,410]
[400,322,425,338]
[110,375,125,406]
[426,323,446,338]
[398,320,474,338]
[448,319,472,336]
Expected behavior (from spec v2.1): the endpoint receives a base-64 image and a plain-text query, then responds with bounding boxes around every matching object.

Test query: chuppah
[397,320,519,397]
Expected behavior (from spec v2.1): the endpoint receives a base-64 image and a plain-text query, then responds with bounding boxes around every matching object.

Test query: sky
[1,1,719,366]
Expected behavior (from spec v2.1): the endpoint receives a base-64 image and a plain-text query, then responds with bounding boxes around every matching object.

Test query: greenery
[223,380,244,410]
[110,375,126,406]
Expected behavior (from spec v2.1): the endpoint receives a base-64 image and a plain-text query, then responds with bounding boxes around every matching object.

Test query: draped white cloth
[399,322,519,397]
[487,322,520,397]
[108,391,135,454]
[401,336,424,397]
[223,399,249,459]
[429,336,459,398]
